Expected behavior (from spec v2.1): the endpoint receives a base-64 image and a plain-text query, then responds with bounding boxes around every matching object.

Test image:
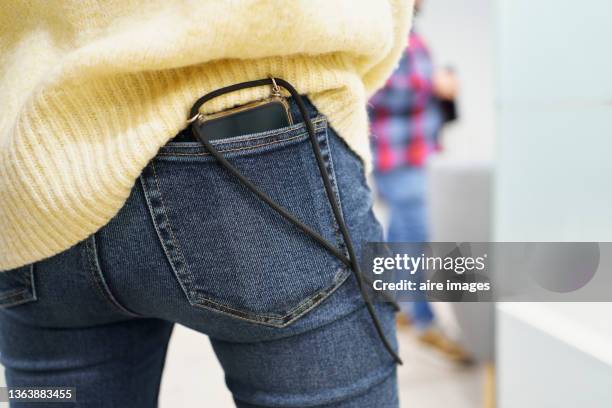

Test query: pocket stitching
[0,291,33,308]
[159,117,327,157]
[140,162,203,306]
[0,288,29,300]
[143,119,350,327]
[158,134,304,157]
[149,160,199,301]
[191,267,351,327]
[0,265,36,308]
[317,126,348,258]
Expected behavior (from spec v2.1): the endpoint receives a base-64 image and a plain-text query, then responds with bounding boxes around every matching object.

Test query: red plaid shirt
[369,32,443,172]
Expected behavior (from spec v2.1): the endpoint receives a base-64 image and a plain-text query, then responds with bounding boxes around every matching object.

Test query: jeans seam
[27,264,36,303]
[0,265,36,308]
[158,134,304,157]
[323,132,345,219]
[318,125,349,258]
[0,290,30,308]
[141,166,349,327]
[84,235,141,317]
[146,161,198,300]
[142,119,352,327]
[0,288,28,300]
[190,267,351,328]
[185,127,350,326]
[160,117,327,156]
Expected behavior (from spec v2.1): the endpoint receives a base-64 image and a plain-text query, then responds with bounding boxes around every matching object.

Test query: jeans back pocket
[140,116,350,327]
[0,265,36,309]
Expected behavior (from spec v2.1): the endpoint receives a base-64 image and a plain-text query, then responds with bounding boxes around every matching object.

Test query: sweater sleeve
[362,0,414,97]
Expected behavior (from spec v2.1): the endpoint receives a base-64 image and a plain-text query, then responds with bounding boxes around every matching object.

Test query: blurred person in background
[369,0,468,363]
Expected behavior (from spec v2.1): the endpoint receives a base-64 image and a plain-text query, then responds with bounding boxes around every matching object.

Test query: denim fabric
[374,166,434,328]
[0,98,398,407]
[0,266,36,309]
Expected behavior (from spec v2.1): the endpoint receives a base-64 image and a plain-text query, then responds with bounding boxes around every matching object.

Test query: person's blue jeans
[374,166,435,329]
[0,99,398,407]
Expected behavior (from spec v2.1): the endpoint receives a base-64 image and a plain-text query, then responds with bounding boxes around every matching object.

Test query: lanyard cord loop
[189,77,402,365]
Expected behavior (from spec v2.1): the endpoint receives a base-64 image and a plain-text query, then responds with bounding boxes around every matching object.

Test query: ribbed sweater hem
[0,55,375,270]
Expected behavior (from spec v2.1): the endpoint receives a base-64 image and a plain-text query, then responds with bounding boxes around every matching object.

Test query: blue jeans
[0,100,398,407]
[374,166,434,329]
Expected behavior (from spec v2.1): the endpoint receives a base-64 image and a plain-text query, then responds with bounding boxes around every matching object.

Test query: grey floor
[395,327,484,408]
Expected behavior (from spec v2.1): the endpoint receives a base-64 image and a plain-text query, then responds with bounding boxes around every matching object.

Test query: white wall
[495,0,612,406]
[416,1,497,362]
[495,0,612,242]
[417,0,496,163]
[498,303,612,408]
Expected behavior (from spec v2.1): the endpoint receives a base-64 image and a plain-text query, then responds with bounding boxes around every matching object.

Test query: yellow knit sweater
[0,0,413,271]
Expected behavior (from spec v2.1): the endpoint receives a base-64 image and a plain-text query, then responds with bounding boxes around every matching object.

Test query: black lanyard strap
[189,77,402,365]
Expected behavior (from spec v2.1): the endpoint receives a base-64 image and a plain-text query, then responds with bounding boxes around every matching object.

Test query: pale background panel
[418,0,496,163]
[495,0,612,406]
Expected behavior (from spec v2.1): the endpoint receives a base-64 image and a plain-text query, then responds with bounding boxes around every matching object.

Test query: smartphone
[196,97,293,141]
